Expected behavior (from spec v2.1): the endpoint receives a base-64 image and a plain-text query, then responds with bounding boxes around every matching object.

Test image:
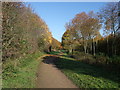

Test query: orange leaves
[62,11,102,54]
[71,11,101,40]
[72,12,88,24]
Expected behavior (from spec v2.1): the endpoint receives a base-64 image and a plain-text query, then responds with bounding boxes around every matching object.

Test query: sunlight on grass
[63,70,118,88]
[55,55,120,88]
[3,52,44,88]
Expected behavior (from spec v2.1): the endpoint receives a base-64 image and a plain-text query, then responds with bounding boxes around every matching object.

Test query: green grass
[48,51,61,55]
[54,55,120,88]
[3,52,44,88]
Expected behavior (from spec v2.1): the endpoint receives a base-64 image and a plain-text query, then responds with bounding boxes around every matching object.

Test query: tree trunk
[90,42,92,54]
[84,45,87,54]
[84,41,87,54]
[72,49,74,55]
[106,36,109,56]
[93,39,95,56]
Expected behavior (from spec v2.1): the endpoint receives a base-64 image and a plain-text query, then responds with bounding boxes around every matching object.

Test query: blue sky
[28,2,107,42]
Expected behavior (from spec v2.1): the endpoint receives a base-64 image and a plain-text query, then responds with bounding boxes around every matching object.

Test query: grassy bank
[3,52,44,88]
[54,54,120,88]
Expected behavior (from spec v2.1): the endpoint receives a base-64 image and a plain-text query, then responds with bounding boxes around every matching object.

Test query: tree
[52,37,61,50]
[2,2,52,65]
[98,2,119,55]
[62,11,101,55]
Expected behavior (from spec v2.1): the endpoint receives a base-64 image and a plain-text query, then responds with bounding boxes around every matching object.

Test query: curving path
[36,55,77,88]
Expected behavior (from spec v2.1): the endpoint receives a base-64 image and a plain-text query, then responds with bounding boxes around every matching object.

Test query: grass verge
[55,55,120,88]
[48,51,61,55]
[3,51,44,88]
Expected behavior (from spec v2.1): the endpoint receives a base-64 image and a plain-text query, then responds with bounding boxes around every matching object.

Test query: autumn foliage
[62,2,120,66]
[2,2,53,64]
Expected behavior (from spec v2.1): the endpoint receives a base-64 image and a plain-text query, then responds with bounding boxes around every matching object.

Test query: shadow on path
[49,55,120,85]
[36,55,77,88]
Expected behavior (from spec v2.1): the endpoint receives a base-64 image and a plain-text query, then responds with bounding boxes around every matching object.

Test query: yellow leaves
[44,38,46,41]
[49,39,52,44]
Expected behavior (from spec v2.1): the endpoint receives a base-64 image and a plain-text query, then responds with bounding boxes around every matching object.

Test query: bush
[3,52,44,88]
[3,60,19,79]
[2,2,52,63]
[95,55,108,65]
[108,56,120,65]
[72,51,96,64]
[95,53,120,67]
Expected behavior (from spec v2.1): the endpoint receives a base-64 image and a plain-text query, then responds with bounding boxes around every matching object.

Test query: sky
[28,2,107,42]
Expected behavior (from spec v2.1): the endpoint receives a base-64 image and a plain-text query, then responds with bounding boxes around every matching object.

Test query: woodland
[2,2,120,88]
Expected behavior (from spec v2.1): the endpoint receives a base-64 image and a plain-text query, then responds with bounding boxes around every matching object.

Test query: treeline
[62,2,120,66]
[2,2,59,66]
[97,34,120,56]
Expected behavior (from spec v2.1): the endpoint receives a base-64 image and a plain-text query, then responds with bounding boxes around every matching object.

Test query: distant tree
[52,37,61,50]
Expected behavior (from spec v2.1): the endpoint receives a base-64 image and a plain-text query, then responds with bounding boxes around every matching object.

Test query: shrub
[108,56,120,65]
[72,51,96,64]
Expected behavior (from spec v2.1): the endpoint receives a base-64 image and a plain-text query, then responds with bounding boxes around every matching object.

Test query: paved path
[36,55,77,88]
